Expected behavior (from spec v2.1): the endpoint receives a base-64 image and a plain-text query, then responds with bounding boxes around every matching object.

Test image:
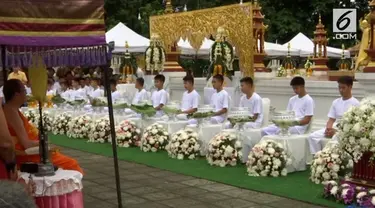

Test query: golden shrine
[312,15,328,72]
[362,0,375,72]
[252,0,268,72]
[149,1,254,77]
[328,44,354,81]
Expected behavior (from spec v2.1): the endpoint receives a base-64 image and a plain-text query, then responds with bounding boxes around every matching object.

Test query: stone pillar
[312,15,329,72]
[253,0,268,72]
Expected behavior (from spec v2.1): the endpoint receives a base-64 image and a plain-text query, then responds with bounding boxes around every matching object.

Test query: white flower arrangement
[24,109,39,127]
[206,132,242,167]
[145,34,166,73]
[166,128,200,160]
[246,140,291,177]
[52,113,72,135]
[140,123,169,152]
[336,98,375,162]
[67,115,92,139]
[42,111,54,132]
[116,120,142,148]
[88,117,111,143]
[310,144,352,184]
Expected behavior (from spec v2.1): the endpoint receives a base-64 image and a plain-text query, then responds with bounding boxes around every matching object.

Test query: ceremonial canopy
[0,0,107,67]
[150,3,254,77]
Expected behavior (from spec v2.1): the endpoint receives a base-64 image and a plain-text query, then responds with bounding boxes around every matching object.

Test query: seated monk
[2,79,83,174]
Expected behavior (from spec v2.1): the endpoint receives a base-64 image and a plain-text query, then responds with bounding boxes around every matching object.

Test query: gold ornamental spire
[164,0,174,14]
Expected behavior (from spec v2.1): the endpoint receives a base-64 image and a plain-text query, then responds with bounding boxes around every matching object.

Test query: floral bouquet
[323,181,375,206]
[246,140,291,177]
[140,123,169,152]
[310,144,351,184]
[88,117,111,143]
[67,115,92,139]
[116,120,141,148]
[206,132,242,167]
[336,98,375,162]
[166,128,200,160]
[52,113,72,135]
[42,111,54,132]
[24,109,39,127]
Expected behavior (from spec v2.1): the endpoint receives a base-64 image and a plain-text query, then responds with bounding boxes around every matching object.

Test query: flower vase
[279,127,289,137]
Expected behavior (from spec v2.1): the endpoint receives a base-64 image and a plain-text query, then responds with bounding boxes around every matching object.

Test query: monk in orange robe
[3,79,83,174]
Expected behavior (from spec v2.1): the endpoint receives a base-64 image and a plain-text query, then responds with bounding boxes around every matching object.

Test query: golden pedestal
[327,70,354,81]
[312,58,329,71]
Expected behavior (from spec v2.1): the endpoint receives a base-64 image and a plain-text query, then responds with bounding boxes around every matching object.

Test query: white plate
[24,146,50,155]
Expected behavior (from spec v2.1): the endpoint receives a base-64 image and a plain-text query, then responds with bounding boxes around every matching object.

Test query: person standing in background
[8,67,28,85]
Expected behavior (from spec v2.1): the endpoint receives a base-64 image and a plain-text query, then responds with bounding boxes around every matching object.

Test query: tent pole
[1,45,6,85]
[103,64,123,208]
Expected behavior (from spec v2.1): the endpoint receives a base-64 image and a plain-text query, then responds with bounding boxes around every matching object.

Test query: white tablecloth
[20,169,83,197]
[203,87,240,107]
[240,128,263,163]
[198,123,223,155]
[261,134,310,173]
[158,120,189,135]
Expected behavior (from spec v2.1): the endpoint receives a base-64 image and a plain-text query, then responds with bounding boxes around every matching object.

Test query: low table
[261,134,310,173]
[20,169,83,208]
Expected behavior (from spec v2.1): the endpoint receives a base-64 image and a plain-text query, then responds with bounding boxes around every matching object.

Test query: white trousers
[261,124,304,137]
[210,116,225,124]
[308,128,339,154]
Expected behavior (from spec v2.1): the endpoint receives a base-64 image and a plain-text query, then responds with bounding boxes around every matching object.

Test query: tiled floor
[63,148,329,208]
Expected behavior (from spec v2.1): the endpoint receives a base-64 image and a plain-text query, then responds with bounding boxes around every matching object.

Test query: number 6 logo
[336,11,352,31]
[333,9,356,33]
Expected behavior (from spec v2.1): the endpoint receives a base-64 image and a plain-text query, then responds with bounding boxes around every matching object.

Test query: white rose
[330,186,338,195]
[219,160,226,167]
[332,164,340,172]
[267,148,275,155]
[151,147,157,152]
[188,154,195,160]
[322,172,331,180]
[151,129,158,135]
[149,138,155,144]
[281,169,287,176]
[271,171,279,177]
[352,123,361,132]
[136,129,141,134]
[123,142,130,148]
[235,141,242,149]
[177,154,184,160]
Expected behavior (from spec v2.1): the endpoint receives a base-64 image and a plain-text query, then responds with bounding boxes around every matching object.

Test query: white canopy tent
[177,38,300,57]
[283,32,350,58]
[106,22,150,53]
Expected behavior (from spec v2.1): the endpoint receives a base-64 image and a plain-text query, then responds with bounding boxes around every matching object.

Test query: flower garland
[88,117,111,143]
[323,181,375,207]
[310,144,351,184]
[116,120,141,148]
[42,111,54,132]
[67,115,92,139]
[144,34,166,74]
[52,113,72,135]
[336,98,375,162]
[140,123,169,152]
[166,128,200,160]
[206,132,242,167]
[246,140,290,177]
[208,38,234,81]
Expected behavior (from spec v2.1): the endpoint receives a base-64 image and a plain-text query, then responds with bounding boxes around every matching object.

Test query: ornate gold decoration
[150,3,254,77]
[164,0,174,14]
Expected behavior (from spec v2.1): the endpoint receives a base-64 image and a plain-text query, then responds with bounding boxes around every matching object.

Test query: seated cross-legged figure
[308,76,359,155]
[210,74,230,124]
[177,75,200,126]
[3,79,83,174]
[125,77,150,117]
[231,76,263,128]
[261,77,314,136]
[151,74,168,117]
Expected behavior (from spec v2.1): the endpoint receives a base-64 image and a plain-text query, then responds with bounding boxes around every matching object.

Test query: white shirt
[70,88,86,100]
[210,89,230,120]
[132,89,149,104]
[52,82,61,94]
[89,88,104,98]
[328,97,360,124]
[239,92,263,125]
[287,94,314,120]
[180,90,200,112]
[111,91,121,102]
[84,85,93,95]
[60,89,72,100]
[151,89,168,116]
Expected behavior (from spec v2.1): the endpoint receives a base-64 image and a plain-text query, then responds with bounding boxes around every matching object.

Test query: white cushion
[261,98,270,127]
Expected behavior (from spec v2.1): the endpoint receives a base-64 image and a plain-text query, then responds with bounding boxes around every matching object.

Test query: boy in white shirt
[261,76,314,136]
[210,74,230,124]
[83,75,93,95]
[70,78,86,100]
[238,77,263,128]
[132,78,149,104]
[89,78,104,98]
[46,79,56,96]
[308,76,359,154]
[110,79,121,102]
[178,75,200,125]
[151,74,168,117]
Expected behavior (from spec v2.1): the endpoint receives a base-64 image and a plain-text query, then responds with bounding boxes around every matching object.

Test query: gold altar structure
[150,2,254,77]
[253,0,268,72]
[312,15,329,71]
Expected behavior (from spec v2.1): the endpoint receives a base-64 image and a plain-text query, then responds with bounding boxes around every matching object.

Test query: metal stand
[35,101,55,177]
[103,66,123,208]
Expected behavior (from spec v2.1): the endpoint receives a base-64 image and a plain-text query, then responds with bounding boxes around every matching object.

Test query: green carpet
[50,135,342,208]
